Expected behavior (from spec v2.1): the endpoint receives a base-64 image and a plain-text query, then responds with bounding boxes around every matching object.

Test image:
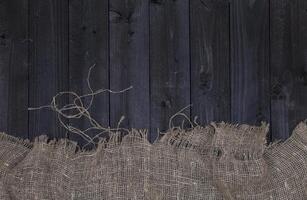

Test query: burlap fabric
[0,121,307,199]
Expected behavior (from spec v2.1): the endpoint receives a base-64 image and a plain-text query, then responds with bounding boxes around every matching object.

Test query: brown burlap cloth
[0,120,307,199]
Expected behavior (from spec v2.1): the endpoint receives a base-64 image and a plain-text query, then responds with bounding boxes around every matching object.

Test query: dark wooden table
[0,0,306,145]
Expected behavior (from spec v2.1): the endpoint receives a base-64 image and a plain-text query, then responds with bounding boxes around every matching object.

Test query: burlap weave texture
[0,121,307,199]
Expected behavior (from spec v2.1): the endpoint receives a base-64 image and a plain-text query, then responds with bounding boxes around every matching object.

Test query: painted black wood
[230,0,271,127]
[0,0,306,144]
[270,0,307,140]
[69,0,109,145]
[109,0,150,132]
[28,0,69,140]
[190,0,230,125]
[150,0,190,142]
[0,0,28,138]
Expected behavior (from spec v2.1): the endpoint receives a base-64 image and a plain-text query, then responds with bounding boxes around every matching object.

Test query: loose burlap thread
[0,120,307,199]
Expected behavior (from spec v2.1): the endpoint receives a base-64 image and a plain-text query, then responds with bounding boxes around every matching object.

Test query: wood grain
[109,0,150,131]
[0,0,28,138]
[230,0,270,128]
[190,0,230,125]
[0,0,306,144]
[69,0,109,145]
[270,0,307,140]
[28,0,69,139]
[150,0,190,142]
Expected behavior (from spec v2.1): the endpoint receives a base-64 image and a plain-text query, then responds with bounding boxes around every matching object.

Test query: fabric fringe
[1,120,307,156]
[0,132,33,149]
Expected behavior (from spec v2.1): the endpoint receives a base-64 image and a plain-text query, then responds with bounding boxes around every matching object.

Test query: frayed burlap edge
[1,119,302,157]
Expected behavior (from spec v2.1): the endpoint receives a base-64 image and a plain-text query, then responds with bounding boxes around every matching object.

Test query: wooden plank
[270,0,307,140]
[190,0,230,124]
[230,0,270,127]
[0,1,9,135]
[28,0,69,140]
[0,0,28,138]
[150,0,190,142]
[109,0,150,131]
[69,0,109,145]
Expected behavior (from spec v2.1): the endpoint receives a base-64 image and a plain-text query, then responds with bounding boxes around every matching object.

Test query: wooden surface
[230,0,271,132]
[190,0,230,125]
[109,0,150,132]
[0,0,307,144]
[150,0,190,141]
[28,0,70,140]
[270,0,307,140]
[0,0,28,138]
[69,0,109,145]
